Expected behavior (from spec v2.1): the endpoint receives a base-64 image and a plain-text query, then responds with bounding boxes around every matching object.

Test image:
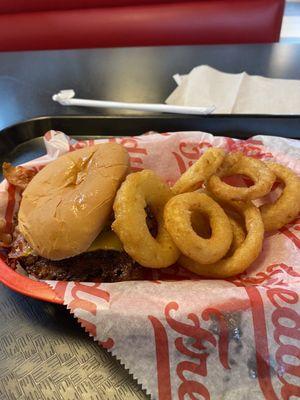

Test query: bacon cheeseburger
[7,143,145,282]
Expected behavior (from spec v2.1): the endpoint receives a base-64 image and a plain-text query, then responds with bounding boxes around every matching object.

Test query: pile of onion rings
[112,147,300,278]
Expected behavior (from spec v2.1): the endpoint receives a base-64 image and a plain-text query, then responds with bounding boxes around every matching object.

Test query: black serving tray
[1,114,299,169]
[0,113,299,400]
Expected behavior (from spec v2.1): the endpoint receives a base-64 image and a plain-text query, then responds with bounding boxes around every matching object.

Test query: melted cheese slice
[86,230,123,252]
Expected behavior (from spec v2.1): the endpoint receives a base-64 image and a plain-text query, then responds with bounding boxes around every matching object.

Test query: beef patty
[15,250,143,282]
[7,229,143,282]
[7,206,158,282]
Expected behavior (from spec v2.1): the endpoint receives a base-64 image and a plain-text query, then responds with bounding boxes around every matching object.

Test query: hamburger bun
[18,143,129,260]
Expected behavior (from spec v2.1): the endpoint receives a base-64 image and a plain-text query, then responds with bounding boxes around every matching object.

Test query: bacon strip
[3,162,36,190]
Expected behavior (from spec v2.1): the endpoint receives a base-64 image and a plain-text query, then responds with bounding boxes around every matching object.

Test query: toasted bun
[18,143,129,260]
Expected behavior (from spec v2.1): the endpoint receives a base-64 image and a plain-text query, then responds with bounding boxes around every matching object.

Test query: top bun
[18,143,129,260]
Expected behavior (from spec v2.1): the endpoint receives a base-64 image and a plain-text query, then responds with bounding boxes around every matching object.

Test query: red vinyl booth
[0,0,285,51]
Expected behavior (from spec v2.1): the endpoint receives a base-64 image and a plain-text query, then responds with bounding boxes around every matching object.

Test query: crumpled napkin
[166,65,300,114]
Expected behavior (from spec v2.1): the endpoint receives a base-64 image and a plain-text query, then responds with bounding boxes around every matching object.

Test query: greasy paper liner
[1,130,299,400]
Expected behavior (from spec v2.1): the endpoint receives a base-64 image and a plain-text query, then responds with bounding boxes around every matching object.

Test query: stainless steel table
[0,284,147,400]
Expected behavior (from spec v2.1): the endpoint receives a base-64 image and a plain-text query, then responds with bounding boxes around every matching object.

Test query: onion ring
[205,192,246,255]
[179,203,264,278]
[172,148,225,194]
[207,153,276,201]
[112,170,180,268]
[164,192,233,264]
[190,204,245,252]
[259,162,300,231]
[227,215,246,256]
[191,210,212,239]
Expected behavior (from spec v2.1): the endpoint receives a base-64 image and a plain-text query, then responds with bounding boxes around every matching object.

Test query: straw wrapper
[1,130,299,399]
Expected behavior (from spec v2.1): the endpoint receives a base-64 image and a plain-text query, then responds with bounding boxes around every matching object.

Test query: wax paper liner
[1,130,299,400]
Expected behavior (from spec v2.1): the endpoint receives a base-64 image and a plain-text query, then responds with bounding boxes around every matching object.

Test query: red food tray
[0,258,63,303]
[0,115,299,303]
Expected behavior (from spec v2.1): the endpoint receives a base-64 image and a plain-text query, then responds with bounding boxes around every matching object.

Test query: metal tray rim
[2,113,300,135]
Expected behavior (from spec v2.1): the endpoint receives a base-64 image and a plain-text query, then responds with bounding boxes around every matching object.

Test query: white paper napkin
[166,65,300,114]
